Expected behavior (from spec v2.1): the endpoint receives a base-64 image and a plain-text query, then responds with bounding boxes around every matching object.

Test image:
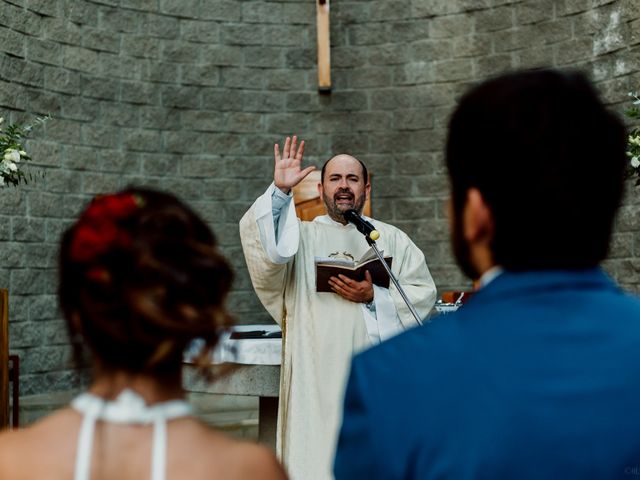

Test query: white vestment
[239,184,437,480]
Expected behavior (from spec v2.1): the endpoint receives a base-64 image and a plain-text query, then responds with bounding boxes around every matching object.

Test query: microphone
[343,209,380,242]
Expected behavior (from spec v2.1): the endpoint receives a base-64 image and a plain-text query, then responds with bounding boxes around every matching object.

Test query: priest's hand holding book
[328,271,374,303]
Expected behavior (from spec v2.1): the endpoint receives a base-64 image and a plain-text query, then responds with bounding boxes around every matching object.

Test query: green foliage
[0,114,50,187]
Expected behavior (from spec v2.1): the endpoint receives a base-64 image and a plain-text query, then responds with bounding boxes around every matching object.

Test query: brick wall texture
[1,0,640,394]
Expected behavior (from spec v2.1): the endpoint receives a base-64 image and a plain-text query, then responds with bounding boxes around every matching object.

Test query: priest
[239,135,436,480]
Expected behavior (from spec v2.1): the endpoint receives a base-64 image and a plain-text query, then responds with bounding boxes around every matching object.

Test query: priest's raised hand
[274,135,316,194]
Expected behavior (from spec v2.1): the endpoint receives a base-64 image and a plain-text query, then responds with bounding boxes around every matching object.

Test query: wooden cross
[316,0,331,92]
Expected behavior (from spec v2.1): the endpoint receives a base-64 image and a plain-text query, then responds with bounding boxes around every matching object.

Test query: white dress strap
[71,389,192,480]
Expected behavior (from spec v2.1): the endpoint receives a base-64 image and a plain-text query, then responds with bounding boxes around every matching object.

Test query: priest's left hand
[328,271,374,303]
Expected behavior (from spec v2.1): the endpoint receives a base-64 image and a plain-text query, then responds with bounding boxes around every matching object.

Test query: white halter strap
[71,389,192,480]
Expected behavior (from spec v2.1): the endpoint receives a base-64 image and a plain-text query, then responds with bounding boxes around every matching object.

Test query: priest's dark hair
[59,187,234,376]
[446,69,627,270]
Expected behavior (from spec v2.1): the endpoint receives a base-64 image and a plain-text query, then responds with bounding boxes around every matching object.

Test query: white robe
[239,184,437,480]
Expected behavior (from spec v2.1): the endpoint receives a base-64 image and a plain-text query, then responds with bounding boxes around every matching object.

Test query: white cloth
[239,183,437,480]
[71,389,192,480]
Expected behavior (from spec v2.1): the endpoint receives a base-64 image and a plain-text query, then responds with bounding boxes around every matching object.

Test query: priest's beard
[451,210,481,280]
[323,188,366,224]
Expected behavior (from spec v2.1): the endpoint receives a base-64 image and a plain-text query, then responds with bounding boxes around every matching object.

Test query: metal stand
[367,237,423,326]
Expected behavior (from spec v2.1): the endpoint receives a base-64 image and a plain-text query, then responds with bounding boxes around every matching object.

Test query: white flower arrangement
[626,92,640,185]
[0,114,50,187]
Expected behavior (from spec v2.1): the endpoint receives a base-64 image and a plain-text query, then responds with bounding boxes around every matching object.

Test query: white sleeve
[254,182,300,264]
[360,284,404,344]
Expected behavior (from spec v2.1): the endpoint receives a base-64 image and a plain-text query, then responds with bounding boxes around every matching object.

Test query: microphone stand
[365,235,424,326]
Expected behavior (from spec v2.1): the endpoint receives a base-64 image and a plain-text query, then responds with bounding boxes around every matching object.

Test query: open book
[315,247,393,292]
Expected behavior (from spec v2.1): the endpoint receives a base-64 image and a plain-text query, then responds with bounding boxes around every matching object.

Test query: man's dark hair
[446,69,627,270]
[321,155,369,185]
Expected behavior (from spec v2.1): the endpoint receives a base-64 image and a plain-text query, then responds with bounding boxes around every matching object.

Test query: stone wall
[1,0,639,394]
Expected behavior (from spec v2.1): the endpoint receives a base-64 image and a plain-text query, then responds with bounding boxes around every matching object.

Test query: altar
[183,325,282,449]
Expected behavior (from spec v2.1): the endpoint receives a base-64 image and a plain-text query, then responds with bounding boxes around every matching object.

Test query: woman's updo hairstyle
[59,187,233,375]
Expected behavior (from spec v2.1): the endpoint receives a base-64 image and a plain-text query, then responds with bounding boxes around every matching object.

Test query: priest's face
[319,155,370,224]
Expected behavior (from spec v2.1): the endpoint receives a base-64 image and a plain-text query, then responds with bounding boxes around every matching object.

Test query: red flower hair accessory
[70,193,144,263]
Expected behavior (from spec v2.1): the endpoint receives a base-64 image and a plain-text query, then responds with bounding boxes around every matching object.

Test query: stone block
[221,24,265,46]
[11,267,53,295]
[244,46,284,68]
[181,20,220,44]
[82,172,123,194]
[82,123,121,149]
[62,145,95,170]
[368,44,410,66]
[26,37,62,65]
[555,0,590,16]
[98,149,141,173]
[200,45,244,67]
[394,61,434,85]
[475,54,513,79]
[43,169,82,194]
[63,45,100,74]
[516,0,555,25]
[285,47,315,69]
[453,34,492,57]
[410,39,453,62]
[82,29,121,54]
[285,92,321,112]
[222,68,266,89]
[100,102,139,127]
[202,89,244,112]
[27,192,68,218]
[98,6,141,33]
[21,345,73,374]
[121,81,160,105]
[429,14,473,38]
[161,85,202,108]
[321,91,368,111]
[389,20,430,43]
[44,118,82,144]
[0,26,25,57]
[0,54,44,88]
[181,110,225,132]
[265,113,310,133]
[201,133,244,155]
[203,179,244,201]
[241,1,283,23]
[198,0,242,22]
[141,153,180,176]
[182,64,221,87]
[0,242,26,268]
[350,66,393,88]
[331,46,368,68]
[121,35,161,60]
[394,198,436,220]
[348,23,390,45]
[142,12,180,38]
[97,53,141,80]
[43,66,80,95]
[392,108,434,130]
[26,0,59,17]
[329,134,369,155]
[26,90,62,117]
[435,58,473,82]
[351,111,394,133]
[161,40,201,63]
[179,155,223,178]
[263,25,308,47]
[164,129,204,153]
[122,128,162,152]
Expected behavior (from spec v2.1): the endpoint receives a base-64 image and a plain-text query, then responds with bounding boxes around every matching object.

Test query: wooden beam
[0,289,8,429]
[316,0,331,92]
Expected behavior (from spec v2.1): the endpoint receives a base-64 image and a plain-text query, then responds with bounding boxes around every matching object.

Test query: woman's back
[0,406,284,479]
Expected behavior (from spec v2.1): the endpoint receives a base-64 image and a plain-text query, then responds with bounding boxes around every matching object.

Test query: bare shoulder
[228,441,287,479]
[0,408,80,478]
[187,423,287,479]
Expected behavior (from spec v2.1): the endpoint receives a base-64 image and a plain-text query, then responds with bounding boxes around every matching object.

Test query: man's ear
[365,182,371,200]
[463,188,494,243]
[316,181,323,198]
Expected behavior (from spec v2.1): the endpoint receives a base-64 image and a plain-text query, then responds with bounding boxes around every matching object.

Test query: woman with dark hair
[0,188,287,480]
